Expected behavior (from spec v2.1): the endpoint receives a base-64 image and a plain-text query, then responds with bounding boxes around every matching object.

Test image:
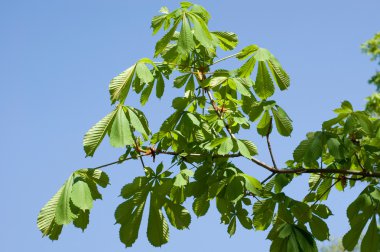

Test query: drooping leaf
[147,196,169,247]
[109,65,136,104]
[109,107,134,148]
[309,215,329,241]
[83,109,117,157]
[361,215,380,252]
[211,31,238,51]
[55,174,75,225]
[192,194,210,217]
[268,58,290,90]
[271,105,293,137]
[71,180,93,210]
[164,199,191,230]
[155,21,180,57]
[254,61,274,99]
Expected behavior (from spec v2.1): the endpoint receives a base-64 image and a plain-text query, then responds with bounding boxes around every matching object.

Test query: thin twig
[266,117,277,169]
[261,173,276,184]
[209,53,240,66]
[354,153,366,171]
[91,153,150,170]
[311,179,341,208]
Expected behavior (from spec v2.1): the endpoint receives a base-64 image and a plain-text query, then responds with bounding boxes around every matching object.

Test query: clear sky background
[1,0,379,251]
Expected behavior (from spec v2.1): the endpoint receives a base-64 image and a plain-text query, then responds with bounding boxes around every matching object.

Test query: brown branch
[354,153,366,171]
[266,117,277,170]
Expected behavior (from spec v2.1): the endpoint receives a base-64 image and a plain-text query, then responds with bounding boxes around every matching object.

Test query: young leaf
[70,180,93,210]
[109,107,134,148]
[211,31,238,51]
[254,61,274,99]
[155,21,180,57]
[37,186,64,239]
[147,197,169,247]
[109,65,136,104]
[136,61,154,84]
[177,14,195,54]
[83,109,117,157]
[55,174,75,225]
[271,105,293,137]
[193,194,210,217]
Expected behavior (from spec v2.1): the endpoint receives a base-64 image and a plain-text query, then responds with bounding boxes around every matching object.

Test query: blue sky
[1,0,379,251]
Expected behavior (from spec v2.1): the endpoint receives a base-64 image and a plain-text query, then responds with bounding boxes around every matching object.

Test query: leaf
[257,110,272,136]
[268,58,290,90]
[55,174,75,225]
[164,199,191,230]
[228,216,237,237]
[83,109,117,157]
[136,62,154,84]
[156,72,165,98]
[316,178,332,201]
[236,139,252,159]
[127,107,149,137]
[291,201,311,223]
[241,174,262,195]
[71,180,93,210]
[234,78,251,96]
[309,215,329,241]
[253,199,276,231]
[147,196,169,247]
[361,215,380,252]
[226,176,245,202]
[140,83,154,105]
[73,210,90,232]
[109,65,136,104]
[174,74,191,88]
[312,204,332,219]
[192,194,210,217]
[211,31,238,51]
[119,202,146,247]
[236,44,259,60]
[217,137,233,155]
[155,21,179,57]
[254,61,274,99]
[188,13,213,49]
[237,56,256,78]
[272,105,293,137]
[177,14,195,54]
[37,186,64,239]
[293,132,324,166]
[109,107,134,148]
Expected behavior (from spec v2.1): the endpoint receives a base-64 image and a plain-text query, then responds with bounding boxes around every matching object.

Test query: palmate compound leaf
[37,169,108,240]
[83,109,117,157]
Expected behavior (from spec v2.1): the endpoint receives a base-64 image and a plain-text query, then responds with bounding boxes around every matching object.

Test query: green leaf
[119,202,146,247]
[291,201,311,223]
[293,132,324,166]
[361,215,380,252]
[156,72,165,98]
[253,199,275,230]
[127,107,149,137]
[236,44,259,60]
[257,110,272,136]
[241,173,262,195]
[312,204,332,219]
[83,109,117,157]
[71,180,93,210]
[211,31,238,51]
[55,174,75,225]
[136,62,154,84]
[155,21,179,57]
[218,137,233,155]
[140,83,154,105]
[234,78,252,96]
[268,58,290,90]
[73,210,89,232]
[237,56,256,78]
[272,105,293,137]
[174,74,191,88]
[188,13,213,49]
[109,65,136,104]
[236,139,252,159]
[147,196,169,247]
[193,194,210,217]
[164,199,191,230]
[309,215,329,241]
[228,216,237,237]
[254,61,275,99]
[226,176,245,202]
[177,14,195,54]
[37,186,64,240]
[109,107,134,148]
[172,97,190,111]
